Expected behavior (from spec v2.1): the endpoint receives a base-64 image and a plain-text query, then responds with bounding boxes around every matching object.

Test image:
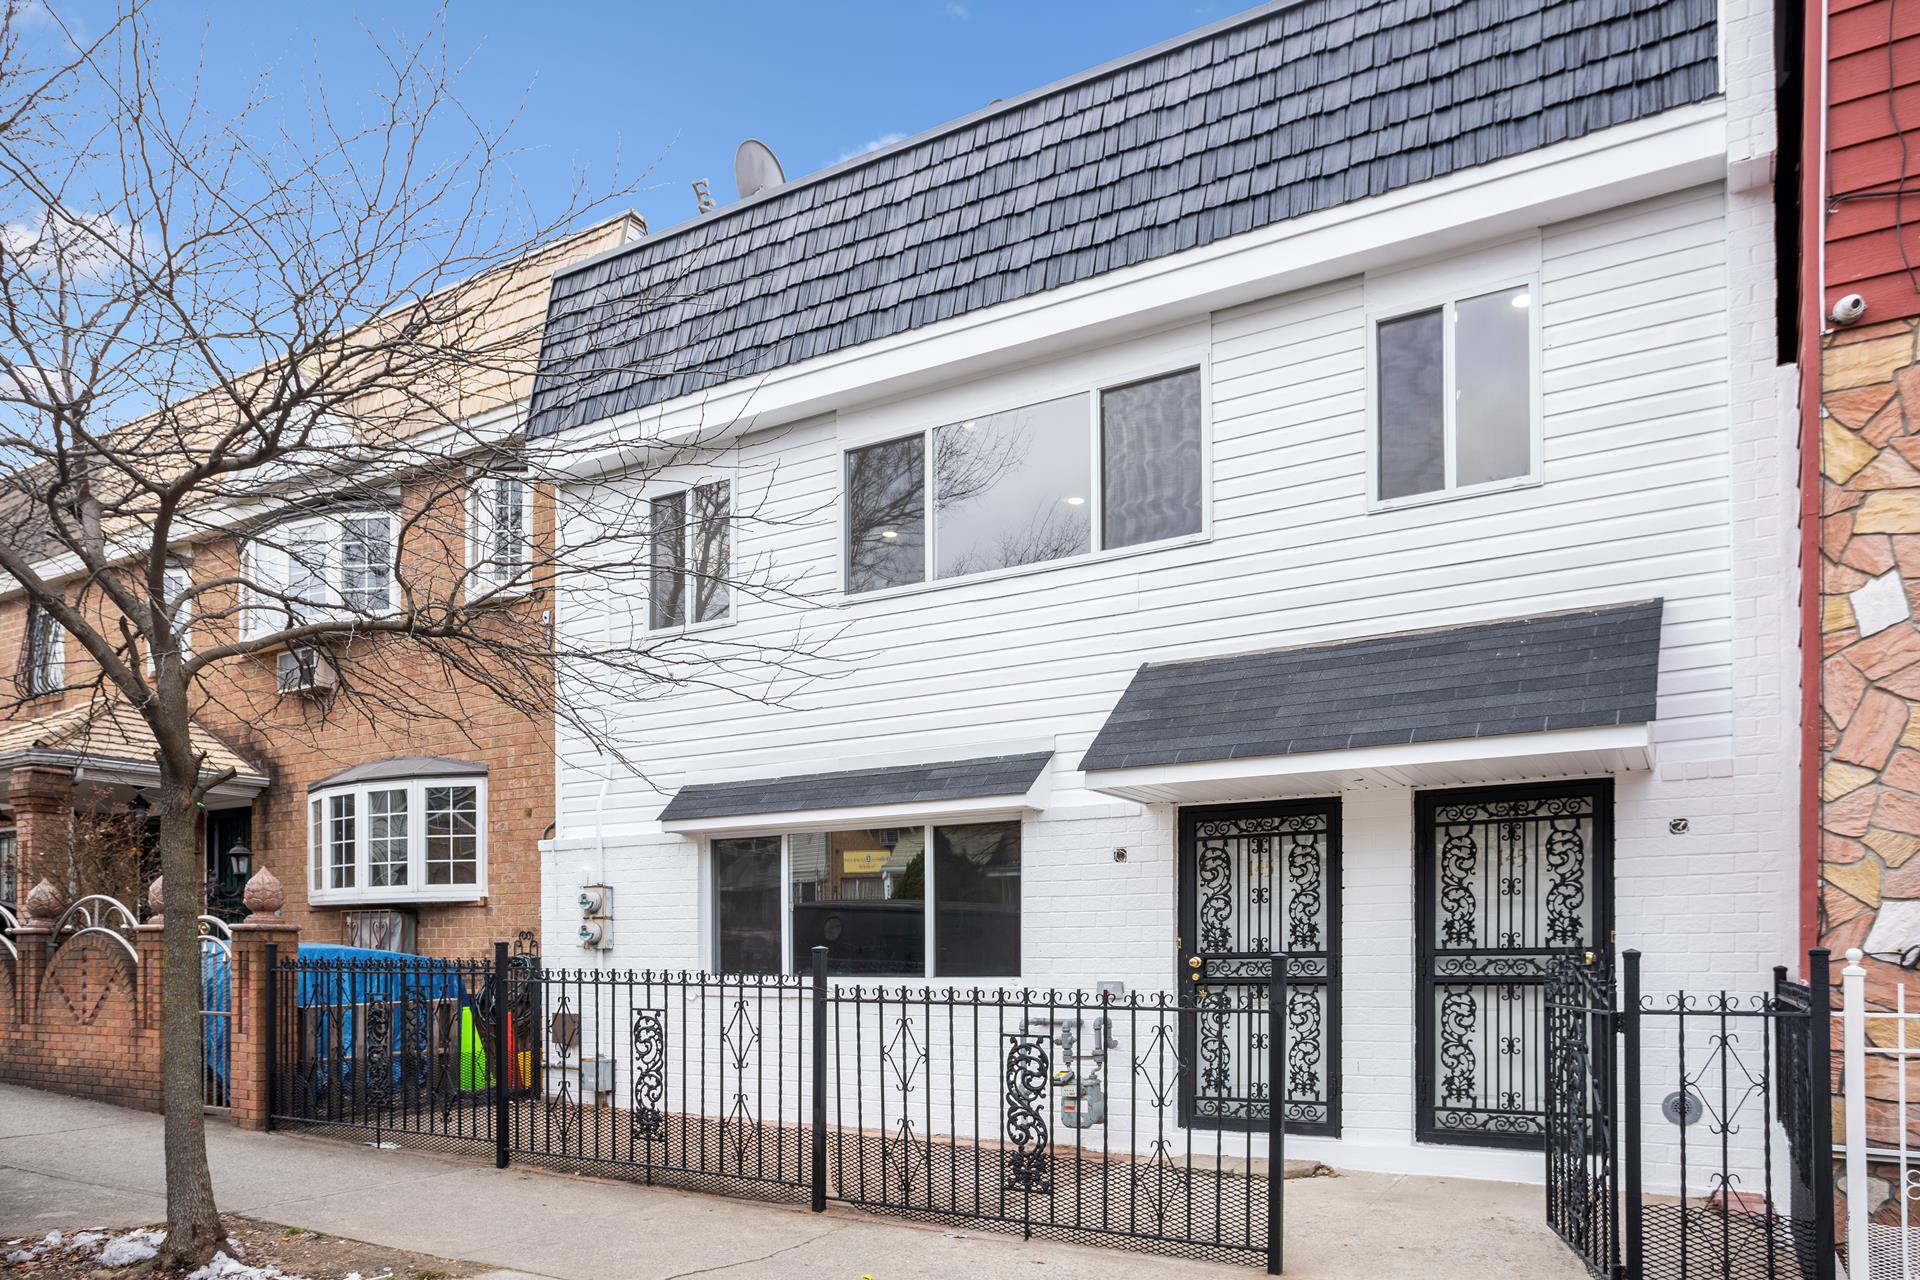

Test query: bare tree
[0,2,818,1267]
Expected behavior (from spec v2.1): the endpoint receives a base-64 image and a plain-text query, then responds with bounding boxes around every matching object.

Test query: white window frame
[704,822,1023,981]
[466,467,532,599]
[21,602,63,696]
[837,359,1212,600]
[145,559,194,674]
[645,478,734,633]
[1363,270,1544,511]
[243,510,399,638]
[306,774,488,906]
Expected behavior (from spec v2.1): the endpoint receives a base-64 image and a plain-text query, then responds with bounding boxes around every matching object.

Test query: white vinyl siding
[554,186,1733,830]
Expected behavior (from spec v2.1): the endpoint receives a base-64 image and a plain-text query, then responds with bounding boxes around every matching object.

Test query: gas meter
[1051,1012,1118,1130]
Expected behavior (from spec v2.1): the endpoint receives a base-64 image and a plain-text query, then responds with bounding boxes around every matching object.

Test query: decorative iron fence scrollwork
[268,948,1292,1270]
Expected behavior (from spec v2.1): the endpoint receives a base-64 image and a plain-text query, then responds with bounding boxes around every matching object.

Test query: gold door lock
[1187,956,1203,969]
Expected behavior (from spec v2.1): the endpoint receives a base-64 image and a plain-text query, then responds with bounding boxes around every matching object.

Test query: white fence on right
[1842,949,1920,1279]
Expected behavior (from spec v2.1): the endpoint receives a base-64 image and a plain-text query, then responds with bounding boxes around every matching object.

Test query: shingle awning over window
[659,752,1054,834]
[1080,601,1663,803]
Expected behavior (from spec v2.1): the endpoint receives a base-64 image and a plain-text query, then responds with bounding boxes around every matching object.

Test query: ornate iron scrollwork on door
[1002,1034,1052,1194]
[1419,783,1607,1148]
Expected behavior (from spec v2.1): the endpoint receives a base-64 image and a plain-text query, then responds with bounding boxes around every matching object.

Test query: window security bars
[268,946,1291,1272]
[1543,950,1836,1280]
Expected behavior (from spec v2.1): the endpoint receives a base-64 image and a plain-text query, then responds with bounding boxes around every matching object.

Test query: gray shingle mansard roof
[529,0,1718,439]
[659,752,1054,824]
[1078,601,1663,773]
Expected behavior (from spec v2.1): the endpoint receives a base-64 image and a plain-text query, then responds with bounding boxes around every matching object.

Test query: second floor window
[22,602,62,696]
[1373,282,1536,503]
[469,470,531,595]
[846,366,1204,594]
[649,481,730,630]
[246,512,395,635]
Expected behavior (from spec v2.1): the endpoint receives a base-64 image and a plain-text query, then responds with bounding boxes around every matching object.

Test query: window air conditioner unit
[276,647,337,696]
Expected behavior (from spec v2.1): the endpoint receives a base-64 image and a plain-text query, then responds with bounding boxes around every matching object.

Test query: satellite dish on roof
[734,139,786,199]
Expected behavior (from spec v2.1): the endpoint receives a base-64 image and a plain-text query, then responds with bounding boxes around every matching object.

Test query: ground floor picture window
[712,820,1020,978]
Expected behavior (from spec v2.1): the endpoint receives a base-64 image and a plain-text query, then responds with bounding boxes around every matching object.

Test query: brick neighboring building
[0,215,641,958]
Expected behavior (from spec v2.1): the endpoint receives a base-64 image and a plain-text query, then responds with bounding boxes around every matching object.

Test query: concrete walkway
[0,1084,1585,1279]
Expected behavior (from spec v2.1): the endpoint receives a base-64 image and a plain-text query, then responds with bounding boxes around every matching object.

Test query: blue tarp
[200,939,230,1089]
[294,945,473,1091]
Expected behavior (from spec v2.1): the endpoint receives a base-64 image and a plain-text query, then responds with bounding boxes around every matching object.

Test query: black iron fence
[268,945,1290,1271]
[1544,950,1837,1280]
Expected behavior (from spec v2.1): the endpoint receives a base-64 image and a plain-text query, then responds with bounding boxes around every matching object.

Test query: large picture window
[845,367,1204,594]
[1373,282,1535,503]
[306,765,487,905]
[713,820,1021,977]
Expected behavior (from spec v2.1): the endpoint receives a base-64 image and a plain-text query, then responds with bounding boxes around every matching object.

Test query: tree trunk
[155,782,222,1270]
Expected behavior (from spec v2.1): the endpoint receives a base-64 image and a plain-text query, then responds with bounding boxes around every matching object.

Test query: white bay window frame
[306,774,488,905]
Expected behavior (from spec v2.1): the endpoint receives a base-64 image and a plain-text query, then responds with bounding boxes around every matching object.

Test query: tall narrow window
[933,820,1021,977]
[1375,283,1534,502]
[425,785,479,885]
[471,471,531,595]
[327,793,356,890]
[367,788,409,887]
[713,836,781,974]
[339,515,393,612]
[649,491,687,630]
[21,603,62,696]
[649,481,731,630]
[309,799,323,893]
[1102,369,1204,548]
[0,829,17,906]
[846,435,926,594]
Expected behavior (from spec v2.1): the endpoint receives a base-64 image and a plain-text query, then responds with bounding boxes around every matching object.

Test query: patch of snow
[184,1248,315,1280]
[364,1141,401,1149]
[98,1227,166,1267]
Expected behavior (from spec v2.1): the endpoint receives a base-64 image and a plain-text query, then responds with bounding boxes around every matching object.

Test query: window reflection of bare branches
[845,369,1203,594]
[648,480,731,629]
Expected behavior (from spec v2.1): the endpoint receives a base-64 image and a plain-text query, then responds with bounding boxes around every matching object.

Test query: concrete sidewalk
[0,1084,1583,1279]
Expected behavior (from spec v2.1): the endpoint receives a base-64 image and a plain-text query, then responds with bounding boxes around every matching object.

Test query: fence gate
[1543,950,1836,1280]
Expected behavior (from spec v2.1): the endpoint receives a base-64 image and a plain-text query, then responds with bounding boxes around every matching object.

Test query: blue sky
[86,1,1235,234]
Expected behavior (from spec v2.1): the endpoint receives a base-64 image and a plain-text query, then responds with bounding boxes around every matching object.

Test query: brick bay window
[711,821,1022,979]
[306,757,487,906]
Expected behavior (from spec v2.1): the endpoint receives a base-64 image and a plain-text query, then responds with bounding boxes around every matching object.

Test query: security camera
[1831,293,1868,326]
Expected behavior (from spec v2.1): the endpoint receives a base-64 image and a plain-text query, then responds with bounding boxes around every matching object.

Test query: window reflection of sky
[934,394,1090,578]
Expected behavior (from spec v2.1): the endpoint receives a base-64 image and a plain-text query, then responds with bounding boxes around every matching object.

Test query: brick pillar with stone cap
[7,767,73,900]
[227,866,295,1129]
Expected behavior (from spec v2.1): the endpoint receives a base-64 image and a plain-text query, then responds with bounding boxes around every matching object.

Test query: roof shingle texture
[0,698,263,781]
[1077,601,1664,772]
[530,0,1718,438]
[660,752,1054,823]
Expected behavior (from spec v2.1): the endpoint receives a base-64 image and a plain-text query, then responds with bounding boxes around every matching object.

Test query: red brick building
[0,215,640,957]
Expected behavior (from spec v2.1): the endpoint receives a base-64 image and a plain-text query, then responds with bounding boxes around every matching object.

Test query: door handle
[1187,956,1203,970]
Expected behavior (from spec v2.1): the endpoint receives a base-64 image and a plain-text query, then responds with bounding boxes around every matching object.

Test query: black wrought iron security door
[1178,800,1340,1137]
[1416,780,1612,1149]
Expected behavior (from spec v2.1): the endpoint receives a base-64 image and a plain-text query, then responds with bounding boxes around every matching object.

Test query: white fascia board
[1080,725,1654,804]
[548,101,1728,482]
[660,773,1053,837]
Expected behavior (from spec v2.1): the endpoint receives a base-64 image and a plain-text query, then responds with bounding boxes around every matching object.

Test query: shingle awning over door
[1079,601,1663,804]
[658,751,1054,835]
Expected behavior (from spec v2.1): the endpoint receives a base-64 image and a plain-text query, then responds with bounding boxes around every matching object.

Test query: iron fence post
[811,945,828,1213]
[493,940,511,1170]
[1808,947,1836,1280]
[264,942,278,1134]
[1621,948,1642,1280]
[1267,951,1286,1275]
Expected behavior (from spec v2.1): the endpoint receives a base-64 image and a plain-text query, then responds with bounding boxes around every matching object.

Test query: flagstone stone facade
[1821,316,1920,1004]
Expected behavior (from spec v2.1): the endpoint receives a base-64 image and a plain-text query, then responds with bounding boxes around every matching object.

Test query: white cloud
[943,2,971,18]
[836,132,907,164]
[1,208,142,282]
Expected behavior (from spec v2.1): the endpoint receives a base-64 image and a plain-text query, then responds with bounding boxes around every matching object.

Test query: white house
[530,0,1799,1185]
